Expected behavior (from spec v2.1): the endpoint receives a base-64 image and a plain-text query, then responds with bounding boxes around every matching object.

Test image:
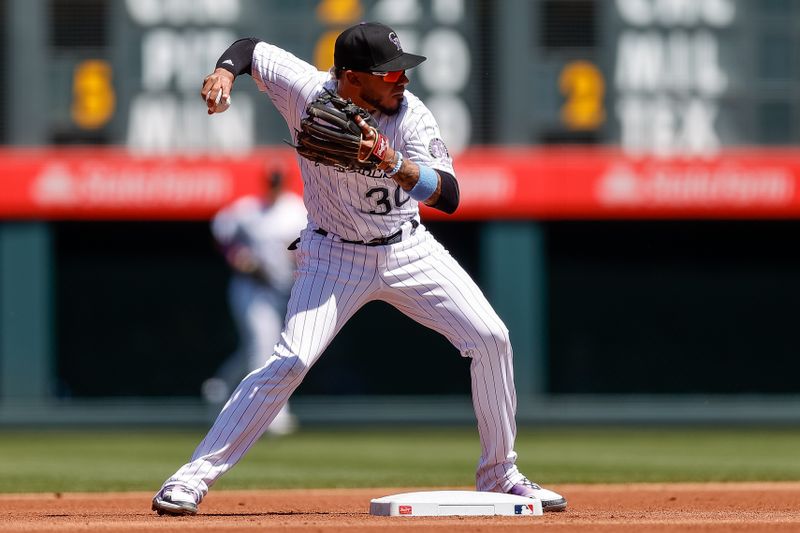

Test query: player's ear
[344,70,363,87]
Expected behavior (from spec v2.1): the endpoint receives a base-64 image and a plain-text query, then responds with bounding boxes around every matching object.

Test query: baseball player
[152,21,567,516]
[203,168,307,436]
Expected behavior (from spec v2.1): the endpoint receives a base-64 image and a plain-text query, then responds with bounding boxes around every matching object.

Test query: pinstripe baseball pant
[165,225,524,498]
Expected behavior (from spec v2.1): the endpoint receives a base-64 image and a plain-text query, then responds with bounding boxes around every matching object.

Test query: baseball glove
[293,89,396,173]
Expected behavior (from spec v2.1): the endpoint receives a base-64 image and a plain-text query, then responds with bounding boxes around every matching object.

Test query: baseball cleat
[152,484,199,516]
[505,478,567,512]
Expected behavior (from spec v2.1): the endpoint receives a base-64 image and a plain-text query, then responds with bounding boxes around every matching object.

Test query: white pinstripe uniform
[162,42,524,499]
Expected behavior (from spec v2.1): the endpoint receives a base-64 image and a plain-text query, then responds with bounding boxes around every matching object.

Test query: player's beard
[360,92,403,116]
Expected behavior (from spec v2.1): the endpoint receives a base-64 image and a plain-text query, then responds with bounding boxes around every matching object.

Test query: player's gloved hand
[293,89,397,173]
[201,68,234,115]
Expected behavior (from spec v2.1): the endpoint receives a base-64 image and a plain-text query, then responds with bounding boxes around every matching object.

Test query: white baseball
[213,88,231,113]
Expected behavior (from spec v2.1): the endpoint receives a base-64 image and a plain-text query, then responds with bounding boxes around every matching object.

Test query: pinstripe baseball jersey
[250,42,455,242]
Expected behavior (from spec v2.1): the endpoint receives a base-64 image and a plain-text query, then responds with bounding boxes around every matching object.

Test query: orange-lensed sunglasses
[371,70,405,83]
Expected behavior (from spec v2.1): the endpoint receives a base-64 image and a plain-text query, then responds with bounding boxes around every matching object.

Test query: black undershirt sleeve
[215,38,262,77]
[430,171,460,214]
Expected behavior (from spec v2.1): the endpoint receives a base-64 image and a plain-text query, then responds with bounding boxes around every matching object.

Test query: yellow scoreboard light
[314,30,340,71]
[559,60,605,131]
[314,0,363,71]
[71,59,115,130]
[316,0,362,24]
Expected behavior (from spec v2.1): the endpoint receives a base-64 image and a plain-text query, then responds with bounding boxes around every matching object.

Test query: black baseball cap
[334,22,426,72]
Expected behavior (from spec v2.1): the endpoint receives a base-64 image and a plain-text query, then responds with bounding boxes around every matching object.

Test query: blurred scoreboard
[501,0,800,152]
[40,0,482,154]
[33,0,800,154]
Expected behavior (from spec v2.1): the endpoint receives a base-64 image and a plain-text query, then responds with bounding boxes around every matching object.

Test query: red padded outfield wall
[1,147,799,220]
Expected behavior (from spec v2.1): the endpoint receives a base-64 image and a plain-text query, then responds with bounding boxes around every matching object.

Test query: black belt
[315,219,419,246]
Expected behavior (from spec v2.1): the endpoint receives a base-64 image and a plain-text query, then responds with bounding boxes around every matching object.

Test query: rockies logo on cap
[388,31,402,51]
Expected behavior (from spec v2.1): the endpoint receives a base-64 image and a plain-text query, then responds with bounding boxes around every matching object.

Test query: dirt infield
[2,482,799,532]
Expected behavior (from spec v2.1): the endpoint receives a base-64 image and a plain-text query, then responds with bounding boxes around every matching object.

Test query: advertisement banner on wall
[1,147,800,221]
[0,148,300,220]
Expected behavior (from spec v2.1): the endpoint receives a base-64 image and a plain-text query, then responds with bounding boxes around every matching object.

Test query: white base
[369,490,543,517]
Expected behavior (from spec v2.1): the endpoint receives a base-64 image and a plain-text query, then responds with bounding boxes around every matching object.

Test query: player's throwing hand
[201,68,233,115]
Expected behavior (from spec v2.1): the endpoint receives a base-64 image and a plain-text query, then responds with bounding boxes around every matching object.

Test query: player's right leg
[153,231,379,515]
[244,285,298,435]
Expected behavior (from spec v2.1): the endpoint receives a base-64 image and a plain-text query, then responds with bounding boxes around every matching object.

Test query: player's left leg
[379,228,566,511]
[379,229,520,490]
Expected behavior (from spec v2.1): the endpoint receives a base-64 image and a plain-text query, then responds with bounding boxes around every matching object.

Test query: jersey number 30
[366,186,409,215]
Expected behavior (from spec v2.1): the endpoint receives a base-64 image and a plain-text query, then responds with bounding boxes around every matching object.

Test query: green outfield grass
[0,426,798,493]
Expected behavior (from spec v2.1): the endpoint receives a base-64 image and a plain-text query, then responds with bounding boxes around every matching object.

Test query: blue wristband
[409,165,438,202]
